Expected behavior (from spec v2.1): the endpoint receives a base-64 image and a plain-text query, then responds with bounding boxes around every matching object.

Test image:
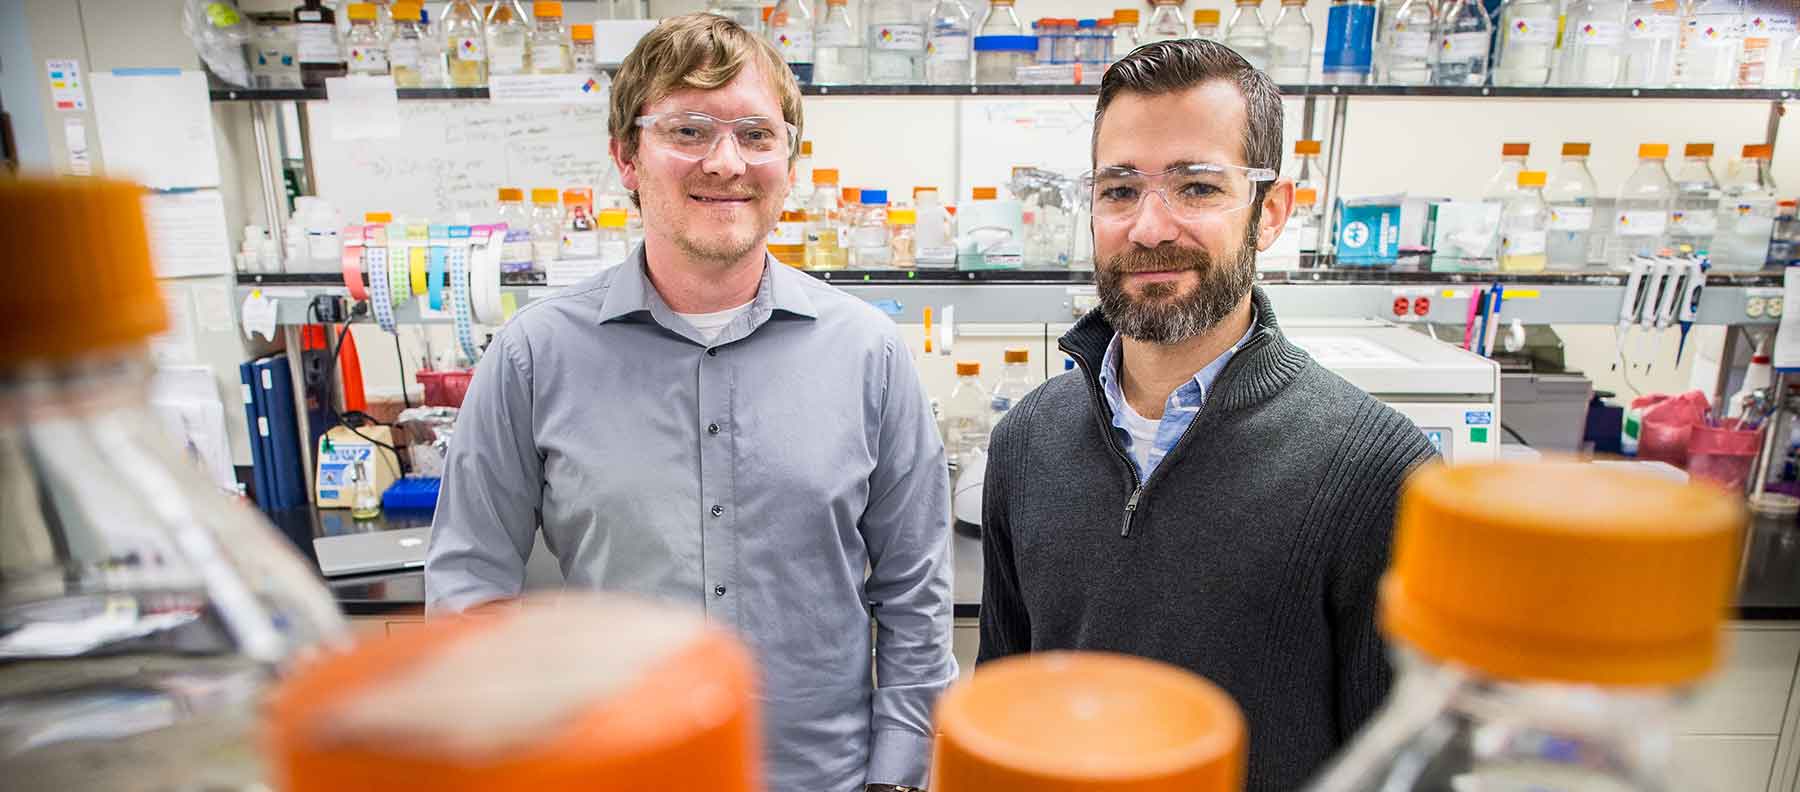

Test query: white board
[955,98,1097,199]
[307,101,613,221]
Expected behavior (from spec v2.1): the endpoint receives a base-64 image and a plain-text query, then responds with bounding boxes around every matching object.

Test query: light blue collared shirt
[426,247,955,790]
[1097,312,1258,481]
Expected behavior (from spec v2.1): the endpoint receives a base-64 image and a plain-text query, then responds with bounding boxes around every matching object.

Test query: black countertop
[292,509,1800,622]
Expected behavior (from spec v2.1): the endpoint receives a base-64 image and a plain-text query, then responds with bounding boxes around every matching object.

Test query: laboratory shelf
[236,267,1785,326]
[208,84,1797,102]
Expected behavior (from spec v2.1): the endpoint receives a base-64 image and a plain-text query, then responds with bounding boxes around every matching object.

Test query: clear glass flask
[1545,142,1603,269]
[1493,0,1558,85]
[1557,0,1628,85]
[1432,0,1492,85]
[1377,0,1436,83]
[1269,0,1314,82]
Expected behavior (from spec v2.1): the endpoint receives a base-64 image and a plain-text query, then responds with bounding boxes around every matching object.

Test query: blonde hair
[609,13,805,164]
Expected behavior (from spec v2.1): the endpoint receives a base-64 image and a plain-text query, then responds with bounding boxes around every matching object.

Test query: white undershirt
[1116,398,1160,477]
[675,300,754,345]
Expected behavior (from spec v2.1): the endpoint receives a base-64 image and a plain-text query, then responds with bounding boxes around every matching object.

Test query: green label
[1471,426,1489,444]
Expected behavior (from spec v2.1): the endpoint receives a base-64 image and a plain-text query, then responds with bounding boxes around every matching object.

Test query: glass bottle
[561,188,598,258]
[1377,0,1436,83]
[1269,0,1314,82]
[1484,142,1531,200]
[1193,9,1223,41]
[416,7,448,86]
[805,168,847,269]
[815,0,867,84]
[1546,142,1602,270]
[944,361,991,472]
[345,3,391,75]
[1144,0,1192,43]
[889,207,918,268]
[1674,0,1744,88]
[1494,0,1559,85]
[485,0,531,77]
[1112,7,1143,57]
[1557,0,1628,85]
[571,23,597,74]
[769,0,817,82]
[1713,144,1779,271]
[1500,170,1550,273]
[527,1,572,74]
[1619,0,1680,86]
[597,208,632,264]
[529,188,563,272]
[851,189,891,267]
[979,0,1026,36]
[1293,139,1326,221]
[1611,143,1675,269]
[926,0,974,82]
[350,459,383,520]
[1772,199,1799,266]
[442,0,489,87]
[1432,0,1492,85]
[1302,463,1742,792]
[869,0,926,83]
[989,347,1034,429]
[1323,0,1377,84]
[496,187,534,273]
[389,1,427,85]
[295,0,345,88]
[0,177,346,791]
[1089,19,1115,67]
[1227,0,1273,69]
[1669,142,1721,256]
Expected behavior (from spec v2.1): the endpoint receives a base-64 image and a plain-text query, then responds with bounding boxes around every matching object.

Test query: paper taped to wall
[89,69,220,190]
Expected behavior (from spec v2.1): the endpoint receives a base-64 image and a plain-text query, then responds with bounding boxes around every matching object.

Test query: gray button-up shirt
[425,248,955,790]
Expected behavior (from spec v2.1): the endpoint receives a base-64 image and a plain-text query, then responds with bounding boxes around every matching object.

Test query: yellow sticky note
[501,292,518,321]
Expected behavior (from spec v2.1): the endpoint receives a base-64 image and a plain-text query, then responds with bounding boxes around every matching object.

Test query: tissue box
[1426,201,1502,269]
[1336,200,1402,265]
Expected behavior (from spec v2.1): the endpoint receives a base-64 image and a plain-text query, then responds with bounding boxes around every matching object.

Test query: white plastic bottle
[1728,350,1774,418]
[768,0,816,81]
[1611,143,1675,269]
[1376,0,1435,83]
[1557,0,1628,85]
[1432,0,1492,85]
[1500,170,1550,273]
[1713,144,1779,271]
[815,0,867,83]
[1269,0,1314,82]
[914,187,957,267]
[528,187,562,273]
[1618,0,1679,86]
[1226,0,1273,70]
[1669,142,1721,256]
[1675,0,1744,87]
[944,361,991,472]
[989,347,1034,430]
[868,0,926,83]
[526,0,572,74]
[1546,142,1602,270]
[1493,0,1558,85]
[925,0,973,83]
[484,0,530,77]
[1302,462,1742,792]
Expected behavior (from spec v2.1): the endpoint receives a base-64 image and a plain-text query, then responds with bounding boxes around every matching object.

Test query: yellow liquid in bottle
[806,228,845,270]
[449,56,487,87]
[1500,253,1547,273]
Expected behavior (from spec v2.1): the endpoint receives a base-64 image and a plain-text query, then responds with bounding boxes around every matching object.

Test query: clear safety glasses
[1079,162,1278,223]
[634,111,799,166]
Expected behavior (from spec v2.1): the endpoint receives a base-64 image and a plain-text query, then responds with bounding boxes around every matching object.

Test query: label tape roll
[340,225,368,301]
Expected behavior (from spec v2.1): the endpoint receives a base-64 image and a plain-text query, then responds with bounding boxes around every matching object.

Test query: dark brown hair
[1093,39,1284,186]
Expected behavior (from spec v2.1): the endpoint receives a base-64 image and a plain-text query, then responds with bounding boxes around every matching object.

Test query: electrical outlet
[1770,298,1785,319]
[1747,297,1767,319]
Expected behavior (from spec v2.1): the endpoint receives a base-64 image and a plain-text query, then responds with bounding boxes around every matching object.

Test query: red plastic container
[415,369,474,408]
[1688,421,1764,491]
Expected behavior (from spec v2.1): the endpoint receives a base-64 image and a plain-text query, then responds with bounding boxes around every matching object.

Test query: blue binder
[256,354,309,510]
[238,361,273,513]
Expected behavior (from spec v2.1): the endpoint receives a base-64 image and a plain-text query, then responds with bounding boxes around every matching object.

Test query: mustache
[1103,245,1215,274]
[685,181,758,199]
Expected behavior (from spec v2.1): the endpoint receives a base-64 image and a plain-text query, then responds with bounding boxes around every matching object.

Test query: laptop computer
[314,527,432,578]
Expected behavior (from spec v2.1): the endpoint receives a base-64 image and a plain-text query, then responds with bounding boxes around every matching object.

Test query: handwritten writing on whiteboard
[308,101,613,220]
[956,99,1095,198]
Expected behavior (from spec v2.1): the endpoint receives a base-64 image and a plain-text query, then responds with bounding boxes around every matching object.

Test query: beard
[642,169,782,266]
[1096,224,1260,345]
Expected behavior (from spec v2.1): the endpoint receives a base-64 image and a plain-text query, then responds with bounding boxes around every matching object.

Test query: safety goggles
[1080,162,1278,222]
[634,111,799,166]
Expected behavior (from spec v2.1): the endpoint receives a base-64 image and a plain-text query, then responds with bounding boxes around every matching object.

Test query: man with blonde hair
[426,14,953,791]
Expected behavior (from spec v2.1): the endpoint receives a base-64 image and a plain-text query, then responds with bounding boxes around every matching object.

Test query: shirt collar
[1098,306,1259,416]
[597,244,819,338]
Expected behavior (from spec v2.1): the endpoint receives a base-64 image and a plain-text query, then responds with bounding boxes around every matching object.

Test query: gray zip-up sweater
[979,287,1438,792]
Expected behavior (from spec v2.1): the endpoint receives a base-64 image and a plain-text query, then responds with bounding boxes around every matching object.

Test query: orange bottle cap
[348,3,378,21]
[1295,139,1322,155]
[813,167,839,184]
[1516,170,1547,187]
[531,188,560,204]
[1294,187,1318,205]
[914,186,938,197]
[365,211,394,223]
[932,652,1246,792]
[1004,347,1030,363]
[1113,8,1140,22]
[1194,8,1221,23]
[842,187,862,203]
[801,140,814,156]
[499,187,524,202]
[1744,144,1773,160]
[888,208,918,225]
[1383,462,1744,688]
[561,188,591,204]
[1639,143,1670,159]
[597,209,629,228]
[973,187,998,200]
[393,2,424,20]
[1561,142,1591,157]
[0,178,166,366]
[1501,142,1530,157]
[533,1,564,18]
[762,5,774,21]
[956,361,981,375]
[1685,142,1714,158]
[571,23,594,41]
[264,595,760,792]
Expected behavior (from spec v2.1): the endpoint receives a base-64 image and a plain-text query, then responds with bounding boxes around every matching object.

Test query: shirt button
[714,585,727,597]
[706,347,718,357]
[711,504,725,517]
[708,423,721,435]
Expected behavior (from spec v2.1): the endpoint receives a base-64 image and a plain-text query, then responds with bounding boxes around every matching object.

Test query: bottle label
[297,22,339,64]
[297,9,322,22]
[872,23,926,50]
[772,28,816,60]
[1572,20,1624,46]
[490,42,527,74]
[769,220,806,247]
[561,229,600,257]
[1323,4,1376,71]
[1628,13,1679,40]
[1758,14,1799,35]
[390,39,422,71]
[1503,229,1548,256]
[817,25,856,47]
[1615,209,1669,236]
[991,395,1013,413]
[927,31,972,61]
[349,44,389,72]
[456,36,486,61]
[1670,208,1719,234]
[1393,29,1431,57]
[1689,13,1742,48]
[1441,31,1487,59]
[1506,15,1557,44]
[1548,205,1594,231]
